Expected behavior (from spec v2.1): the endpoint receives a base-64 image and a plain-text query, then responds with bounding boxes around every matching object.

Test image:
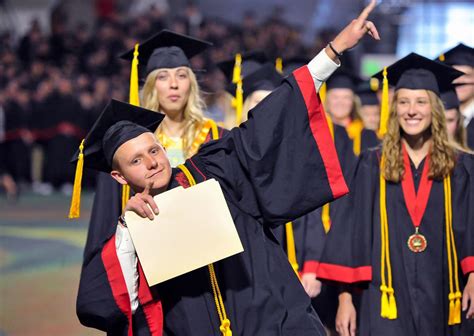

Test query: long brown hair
[382,90,456,182]
[141,67,207,158]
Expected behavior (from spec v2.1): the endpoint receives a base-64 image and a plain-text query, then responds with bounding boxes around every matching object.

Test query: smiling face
[396,89,433,138]
[326,88,355,125]
[154,67,191,116]
[110,132,172,194]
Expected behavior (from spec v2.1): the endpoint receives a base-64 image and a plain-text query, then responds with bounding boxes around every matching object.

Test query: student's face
[111,132,172,194]
[154,67,191,116]
[326,88,354,122]
[452,65,474,104]
[445,108,459,140]
[246,90,271,111]
[359,105,380,131]
[396,89,432,137]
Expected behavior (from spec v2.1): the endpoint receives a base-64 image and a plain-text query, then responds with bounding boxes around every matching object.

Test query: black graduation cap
[326,68,362,91]
[356,80,380,106]
[241,62,283,100]
[119,29,212,76]
[438,43,474,67]
[441,85,460,110]
[216,50,269,82]
[71,99,164,173]
[282,56,310,76]
[372,52,464,96]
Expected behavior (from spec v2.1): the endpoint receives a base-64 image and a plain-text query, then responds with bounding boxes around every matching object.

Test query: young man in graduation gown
[437,43,474,149]
[75,3,381,335]
[316,53,474,336]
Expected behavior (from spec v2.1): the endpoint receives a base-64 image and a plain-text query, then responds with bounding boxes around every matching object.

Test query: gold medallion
[407,228,427,253]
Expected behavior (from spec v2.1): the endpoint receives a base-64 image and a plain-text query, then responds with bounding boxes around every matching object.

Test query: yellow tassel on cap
[275,57,283,74]
[370,77,379,92]
[378,67,389,138]
[232,53,242,84]
[121,43,140,211]
[69,139,85,219]
[439,53,445,62]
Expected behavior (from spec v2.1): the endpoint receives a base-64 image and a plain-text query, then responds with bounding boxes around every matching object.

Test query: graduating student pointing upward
[75,2,380,335]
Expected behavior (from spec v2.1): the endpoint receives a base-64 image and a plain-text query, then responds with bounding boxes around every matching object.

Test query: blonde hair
[382,90,456,182]
[141,67,207,158]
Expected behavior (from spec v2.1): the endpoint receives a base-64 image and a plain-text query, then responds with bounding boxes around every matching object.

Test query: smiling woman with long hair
[315,53,474,336]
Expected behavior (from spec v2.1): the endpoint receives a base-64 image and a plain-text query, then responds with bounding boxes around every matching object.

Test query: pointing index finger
[356,0,377,25]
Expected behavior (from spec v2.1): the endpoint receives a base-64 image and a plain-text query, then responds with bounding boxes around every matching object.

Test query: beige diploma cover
[124,178,244,286]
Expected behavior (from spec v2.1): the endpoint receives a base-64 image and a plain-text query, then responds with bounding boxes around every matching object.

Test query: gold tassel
[129,43,140,107]
[319,82,327,104]
[231,53,243,125]
[68,139,85,219]
[119,43,140,212]
[453,292,462,324]
[378,67,389,138]
[380,285,389,318]
[448,293,455,325]
[388,288,397,319]
[275,57,283,73]
[370,77,379,92]
[439,53,445,62]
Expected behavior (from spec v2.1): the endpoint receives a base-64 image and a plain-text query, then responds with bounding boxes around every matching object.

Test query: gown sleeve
[315,150,377,283]
[195,61,349,227]
[459,153,474,275]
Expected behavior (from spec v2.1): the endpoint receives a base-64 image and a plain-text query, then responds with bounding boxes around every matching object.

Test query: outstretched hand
[331,0,380,55]
[123,182,159,220]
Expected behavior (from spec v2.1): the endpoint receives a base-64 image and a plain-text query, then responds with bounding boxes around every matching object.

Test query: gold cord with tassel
[177,164,232,336]
[285,222,300,277]
[444,176,461,325]
[379,156,397,319]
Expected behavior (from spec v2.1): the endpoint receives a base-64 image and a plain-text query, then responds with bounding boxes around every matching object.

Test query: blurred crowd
[0,1,343,198]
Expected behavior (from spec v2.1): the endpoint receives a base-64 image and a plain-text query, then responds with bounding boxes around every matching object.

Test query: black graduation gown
[467,119,474,150]
[317,149,474,336]
[76,66,349,335]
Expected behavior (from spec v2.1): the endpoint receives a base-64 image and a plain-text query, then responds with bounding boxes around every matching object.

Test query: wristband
[328,41,343,57]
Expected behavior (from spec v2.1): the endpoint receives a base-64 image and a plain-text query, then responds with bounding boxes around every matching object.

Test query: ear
[110,170,128,186]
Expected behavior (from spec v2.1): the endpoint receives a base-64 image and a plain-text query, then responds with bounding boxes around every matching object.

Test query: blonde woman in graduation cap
[315,53,474,336]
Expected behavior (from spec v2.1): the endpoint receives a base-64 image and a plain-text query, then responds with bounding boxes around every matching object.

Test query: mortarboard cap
[241,62,283,100]
[441,85,460,110]
[372,52,464,96]
[71,99,164,173]
[216,50,269,82]
[437,43,474,67]
[282,56,310,76]
[326,68,362,91]
[120,30,212,77]
[356,79,380,106]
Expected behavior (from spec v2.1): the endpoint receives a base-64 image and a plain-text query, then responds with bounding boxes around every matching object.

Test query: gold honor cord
[285,222,300,277]
[379,159,460,325]
[177,164,232,336]
[444,176,461,325]
[121,43,141,211]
